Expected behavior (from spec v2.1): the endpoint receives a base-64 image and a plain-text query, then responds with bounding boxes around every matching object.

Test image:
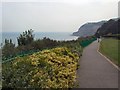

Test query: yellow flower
[31,61,38,66]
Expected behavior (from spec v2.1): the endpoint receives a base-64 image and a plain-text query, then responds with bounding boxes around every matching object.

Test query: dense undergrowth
[2,47,79,88]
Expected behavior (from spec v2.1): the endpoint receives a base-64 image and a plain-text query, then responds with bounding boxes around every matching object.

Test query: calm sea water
[0,32,78,46]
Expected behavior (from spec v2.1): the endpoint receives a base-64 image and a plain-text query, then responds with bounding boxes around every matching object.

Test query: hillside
[72,21,106,37]
[95,18,120,37]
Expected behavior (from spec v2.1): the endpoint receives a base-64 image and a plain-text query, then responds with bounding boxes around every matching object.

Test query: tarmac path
[77,40,118,88]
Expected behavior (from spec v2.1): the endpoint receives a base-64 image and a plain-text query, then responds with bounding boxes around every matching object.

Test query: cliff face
[95,18,120,36]
[72,21,106,37]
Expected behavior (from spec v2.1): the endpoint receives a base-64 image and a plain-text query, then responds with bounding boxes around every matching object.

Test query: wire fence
[80,37,97,47]
[2,49,40,63]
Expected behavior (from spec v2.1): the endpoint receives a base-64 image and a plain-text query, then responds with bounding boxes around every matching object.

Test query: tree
[2,39,15,58]
[17,29,34,46]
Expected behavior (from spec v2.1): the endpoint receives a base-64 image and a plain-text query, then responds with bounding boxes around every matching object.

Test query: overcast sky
[0,0,119,32]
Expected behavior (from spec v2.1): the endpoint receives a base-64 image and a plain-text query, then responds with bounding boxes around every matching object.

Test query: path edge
[97,41,120,71]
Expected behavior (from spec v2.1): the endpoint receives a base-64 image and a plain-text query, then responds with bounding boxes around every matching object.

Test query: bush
[2,39,16,58]
[17,29,34,46]
[2,47,80,88]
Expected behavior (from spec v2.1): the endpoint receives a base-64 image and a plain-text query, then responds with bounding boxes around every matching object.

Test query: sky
[0,0,119,32]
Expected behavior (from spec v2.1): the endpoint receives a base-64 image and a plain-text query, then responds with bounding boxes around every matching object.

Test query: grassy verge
[99,38,119,66]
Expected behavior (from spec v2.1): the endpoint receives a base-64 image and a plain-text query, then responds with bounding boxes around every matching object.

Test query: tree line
[2,29,82,60]
[2,29,60,60]
[2,29,96,61]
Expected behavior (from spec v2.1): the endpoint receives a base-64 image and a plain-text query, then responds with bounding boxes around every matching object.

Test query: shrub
[2,47,80,88]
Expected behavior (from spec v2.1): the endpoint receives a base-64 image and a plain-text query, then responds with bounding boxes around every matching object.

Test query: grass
[99,38,119,66]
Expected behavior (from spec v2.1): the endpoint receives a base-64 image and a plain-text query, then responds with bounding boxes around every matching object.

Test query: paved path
[77,40,118,88]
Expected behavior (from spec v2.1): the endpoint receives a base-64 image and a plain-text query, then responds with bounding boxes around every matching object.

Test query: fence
[2,49,40,63]
[80,37,97,47]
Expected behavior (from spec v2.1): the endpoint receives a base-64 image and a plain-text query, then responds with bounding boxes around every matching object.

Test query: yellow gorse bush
[2,47,80,88]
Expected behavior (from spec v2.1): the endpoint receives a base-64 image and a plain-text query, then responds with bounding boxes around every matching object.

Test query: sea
[0,32,78,46]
